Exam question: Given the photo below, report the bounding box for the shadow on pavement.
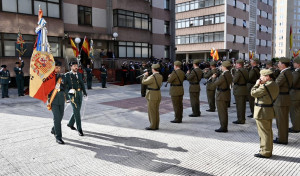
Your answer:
[271,155,300,163]
[64,137,212,175]
[84,130,188,152]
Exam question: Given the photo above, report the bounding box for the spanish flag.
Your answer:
[82,36,90,57]
[213,49,219,61]
[210,48,214,57]
[249,51,254,60]
[290,25,293,51]
[293,49,300,58]
[70,37,79,57]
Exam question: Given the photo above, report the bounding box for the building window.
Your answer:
[175,13,224,29]
[176,0,224,13]
[233,0,236,7]
[259,39,261,46]
[233,18,236,25]
[113,10,152,31]
[176,31,224,45]
[243,3,246,11]
[164,0,170,10]
[215,0,224,5]
[1,0,60,18]
[233,35,236,43]
[164,46,170,58]
[243,37,246,44]
[115,41,151,58]
[243,20,246,28]
[164,21,170,34]
[78,6,92,25]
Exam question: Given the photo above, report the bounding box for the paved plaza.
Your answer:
[0,81,300,176]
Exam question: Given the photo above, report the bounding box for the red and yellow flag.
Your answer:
[210,48,214,57]
[70,37,79,57]
[249,51,254,60]
[293,49,300,58]
[213,49,219,61]
[82,36,90,57]
[290,25,293,51]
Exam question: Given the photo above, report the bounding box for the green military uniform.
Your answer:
[213,61,233,132]
[232,60,249,124]
[247,59,260,117]
[186,59,203,116]
[290,58,300,132]
[168,61,185,123]
[203,61,219,111]
[251,69,279,158]
[100,66,107,88]
[142,64,163,130]
[267,61,280,79]
[140,64,149,97]
[14,61,25,96]
[0,65,10,98]
[274,58,293,144]
[65,67,87,135]
[85,67,93,89]
[49,73,66,142]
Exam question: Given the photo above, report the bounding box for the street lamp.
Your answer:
[75,37,81,65]
[112,32,118,40]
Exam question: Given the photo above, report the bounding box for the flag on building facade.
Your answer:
[213,49,219,61]
[29,7,56,103]
[82,36,90,57]
[70,37,79,57]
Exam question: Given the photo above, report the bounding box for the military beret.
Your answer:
[55,60,62,66]
[69,61,78,66]
[266,61,273,66]
[260,69,273,76]
[210,61,217,66]
[252,58,260,64]
[222,61,231,67]
[294,58,300,64]
[236,59,244,64]
[151,64,160,69]
[279,57,290,63]
[15,62,20,64]
[1,65,7,68]
[174,61,182,66]
[193,59,200,64]
[142,61,146,64]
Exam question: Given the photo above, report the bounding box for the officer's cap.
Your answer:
[210,61,217,66]
[151,64,160,69]
[294,57,300,64]
[279,57,290,63]
[55,60,62,66]
[193,59,200,64]
[260,69,273,76]
[236,59,244,64]
[222,61,231,67]
[1,65,7,68]
[266,61,273,66]
[69,61,78,66]
[174,61,182,66]
[251,58,260,64]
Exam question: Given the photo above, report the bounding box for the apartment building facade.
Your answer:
[0,0,175,77]
[175,0,273,62]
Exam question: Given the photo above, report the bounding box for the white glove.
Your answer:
[19,57,22,61]
[19,68,21,71]
[9,81,11,83]
[0,68,3,72]
[66,100,70,103]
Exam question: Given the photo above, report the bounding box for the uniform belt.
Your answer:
[217,88,229,92]
[189,82,199,85]
[279,92,289,95]
[234,83,246,86]
[171,84,183,87]
[0,77,9,79]
[255,103,273,107]
[147,88,160,91]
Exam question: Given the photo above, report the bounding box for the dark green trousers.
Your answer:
[190,92,200,116]
[16,76,24,96]
[141,84,147,97]
[1,84,8,97]
[256,119,273,157]
[216,100,229,130]
[68,91,83,132]
[235,95,246,123]
[171,96,183,122]
[87,78,92,89]
[290,101,300,131]
[51,104,64,140]
[275,106,289,143]
[101,77,107,88]
[147,99,161,129]
[207,90,216,110]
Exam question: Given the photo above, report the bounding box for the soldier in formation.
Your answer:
[0,65,10,98]
[14,57,25,96]
[203,61,219,112]
[85,64,93,90]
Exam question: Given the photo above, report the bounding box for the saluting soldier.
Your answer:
[247,58,261,118]
[85,64,93,89]
[186,59,203,117]
[48,60,66,144]
[274,58,293,145]
[266,61,280,79]
[14,57,25,96]
[168,61,185,123]
[212,61,233,132]
[65,61,87,136]
[142,64,163,130]
[289,57,300,133]
[203,61,219,112]
[100,64,107,88]
[232,59,249,124]
[251,69,279,158]
[0,65,11,98]
[140,61,149,97]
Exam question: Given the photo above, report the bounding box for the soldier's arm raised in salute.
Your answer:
[251,80,267,98]
[142,74,153,85]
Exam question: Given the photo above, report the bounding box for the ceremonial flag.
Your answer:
[29,7,56,103]
[82,36,90,57]
[210,48,214,57]
[70,37,79,57]
[293,49,300,58]
[249,51,254,60]
[213,50,219,61]
[290,25,293,51]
